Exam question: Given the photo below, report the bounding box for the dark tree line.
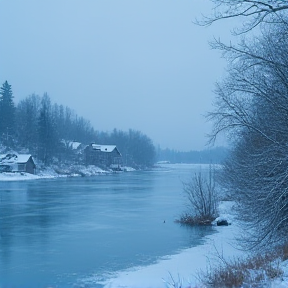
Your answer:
[15,92,97,164]
[0,81,15,146]
[97,129,156,168]
[205,0,288,248]
[0,86,155,167]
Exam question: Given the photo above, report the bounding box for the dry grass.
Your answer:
[201,242,288,288]
[175,213,215,226]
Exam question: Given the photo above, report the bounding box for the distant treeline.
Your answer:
[156,146,229,164]
[0,81,226,167]
[0,81,155,167]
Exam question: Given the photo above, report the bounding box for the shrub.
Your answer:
[177,166,219,225]
[175,213,215,226]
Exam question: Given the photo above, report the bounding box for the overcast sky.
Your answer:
[0,0,234,151]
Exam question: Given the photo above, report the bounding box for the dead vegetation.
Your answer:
[201,242,288,288]
[175,213,215,226]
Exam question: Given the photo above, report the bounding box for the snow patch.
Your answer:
[212,201,236,226]
[0,172,40,181]
[271,260,288,288]
[123,166,136,172]
[77,201,242,288]
[0,164,136,181]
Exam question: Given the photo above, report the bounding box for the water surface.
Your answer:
[0,164,215,287]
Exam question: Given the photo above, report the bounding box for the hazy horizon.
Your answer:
[0,0,233,151]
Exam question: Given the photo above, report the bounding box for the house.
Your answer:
[84,144,122,169]
[0,153,36,174]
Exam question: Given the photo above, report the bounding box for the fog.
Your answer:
[0,0,233,151]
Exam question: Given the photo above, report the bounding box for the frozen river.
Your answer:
[0,164,216,288]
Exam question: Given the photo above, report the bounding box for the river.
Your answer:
[0,164,216,288]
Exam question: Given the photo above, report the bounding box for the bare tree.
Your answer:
[208,19,288,248]
[197,0,288,34]
[208,23,288,144]
[179,166,218,225]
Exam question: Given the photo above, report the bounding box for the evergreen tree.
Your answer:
[16,94,41,153]
[37,93,59,164]
[0,81,15,147]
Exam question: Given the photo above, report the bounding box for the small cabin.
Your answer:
[84,144,122,168]
[0,154,36,174]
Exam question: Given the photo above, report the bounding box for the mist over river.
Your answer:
[0,164,216,288]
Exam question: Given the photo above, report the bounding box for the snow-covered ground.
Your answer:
[98,201,288,288]
[0,165,135,181]
[0,171,44,181]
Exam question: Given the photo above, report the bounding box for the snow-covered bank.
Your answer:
[92,201,288,288]
[0,172,41,181]
[78,201,241,288]
[101,224,241,288]
[0,165,135,181]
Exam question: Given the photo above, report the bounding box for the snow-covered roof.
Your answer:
[0,154,33,165]
[61,140,82,150]
[91,144,117,153]
[71,142,81,150]
[17,154,33,163]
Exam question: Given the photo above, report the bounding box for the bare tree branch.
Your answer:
[207,17,288,249]
[196,0,288,34]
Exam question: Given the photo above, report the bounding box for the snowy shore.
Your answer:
[95,201,241,288]
[0,165,135,181]
[97,201,288,288]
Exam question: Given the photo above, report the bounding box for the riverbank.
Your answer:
[94,201,239,288]
[0,164,136,181]
[98,201,288,288]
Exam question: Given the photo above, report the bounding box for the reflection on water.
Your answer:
[0,164,216,287]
